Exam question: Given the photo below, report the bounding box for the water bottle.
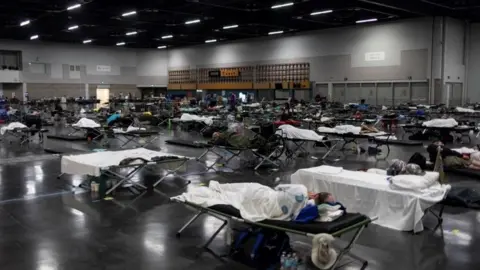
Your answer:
[280,252,287,270]
[291,253,298,270]
[285,254,293,269]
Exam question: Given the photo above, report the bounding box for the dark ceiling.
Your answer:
[0,0,478,49]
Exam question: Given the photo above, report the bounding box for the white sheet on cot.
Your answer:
[61,148,188,177]
[290,166,450,233]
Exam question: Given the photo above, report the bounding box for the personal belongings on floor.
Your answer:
[311,233,337,270]
[443,187,480,209]
[230,228,291,269]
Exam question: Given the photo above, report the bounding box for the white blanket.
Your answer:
[0,122,27,135]
[61,148,187,176]
[317,125,388,137]
[173,181,308,222]
[244,103,261,108]
[455,107,477,113]
[453,147,478,155]
[180,113,213,126]
[423,118,458,128]
[113,126,146,134]
[291,166,450,233]
[72,118,101,128]
[276,125,325,142]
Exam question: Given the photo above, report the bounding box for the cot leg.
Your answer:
[57,173,64,179]
[203,220,228,248]
[176,211,204,237]
[329,225,365,270]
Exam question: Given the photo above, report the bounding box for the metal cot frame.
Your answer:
[59,157,192,196]
[174,199,377,270]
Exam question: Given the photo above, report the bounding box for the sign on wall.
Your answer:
[220,68,240,77]
[96,65,111,72]
[365,52,385,62]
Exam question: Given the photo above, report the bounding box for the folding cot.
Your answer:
[275,125,341,161]
[172,199,375,270]
[291,166,451,233]
[59,148,193,196]
[317,129,392,157]
[1,122,48,145]
[107,128,161,149]
[195,141,285,171]
[400,123,476,143]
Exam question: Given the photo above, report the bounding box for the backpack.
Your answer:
[408,152,427,170]
[230,228,291,269]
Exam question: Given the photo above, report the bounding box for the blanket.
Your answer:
[173,181,308,222]
[72,118,101,128]
[276,124,325,141]
[180,113,213,125]
[423,118,458,128]
[0,122,28,135]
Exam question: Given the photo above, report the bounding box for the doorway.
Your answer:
[96,88,110,108]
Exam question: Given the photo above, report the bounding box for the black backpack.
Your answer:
[230,228,291,270]
[408,152,427,170]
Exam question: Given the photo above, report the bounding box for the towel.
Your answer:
[316,203,346,222]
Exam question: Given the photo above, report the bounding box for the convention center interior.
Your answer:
[1,0,480,269]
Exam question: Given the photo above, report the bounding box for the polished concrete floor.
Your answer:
[0,126,479,270]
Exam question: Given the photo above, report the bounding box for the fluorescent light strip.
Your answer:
[122,11,137,17]
[83,39,92,44]
[268,30,284,35]
[185,19,201,25]
[161,35,173,39]
[271,2,294,9]
[311,10,333,16]
[30,35,39,40]
[356,18,378,24]
[126,31,137,36]
[157,46,167,49]
[67,4,81,10]
[205,39,217,43]
[116,42,125,46]
[20,20,30,27]
[223,24,238,29]
[68,25,79,30]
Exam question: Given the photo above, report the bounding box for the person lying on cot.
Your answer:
[360,122,380,134]
[296,192,346,223]
[427,140,480,170]
[211,131,266,149]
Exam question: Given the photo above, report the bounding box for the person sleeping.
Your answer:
[427,140,480,170]
[360,122,380,134]
[296,192,346,223]
[211,131,266,149]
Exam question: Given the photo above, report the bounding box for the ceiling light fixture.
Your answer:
[68,25,79,30]
[67,4,81,10]
[271,2,294,9]
[116,42,125,46]
[223,24,238,29]
[356,18,378,24]
[157,45,167,49]
[20,20,30,27]
[268,30,284,35]
[30,35,39,40]
[83,39,92,44]
[161,35,173,39]
[311,10,333,16]
[205,39,217,43]
[126,31,137,36]
[185,19,201,25]
[122,11,137,17]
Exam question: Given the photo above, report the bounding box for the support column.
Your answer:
[0,83,3,97]
[22,82,27,101]
[328,82,333,101]
[85,83,89,98]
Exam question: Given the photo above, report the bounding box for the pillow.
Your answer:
[423,171,439,183]
[390,174,437,191]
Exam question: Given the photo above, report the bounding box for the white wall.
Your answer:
[168,18,432,76]
[0,40,169,86]
[467,23,480,102]
[444,17,465,83]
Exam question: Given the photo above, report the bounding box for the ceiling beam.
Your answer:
[358,0,428,16]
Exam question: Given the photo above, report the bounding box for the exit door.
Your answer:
[96,88,110,108]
